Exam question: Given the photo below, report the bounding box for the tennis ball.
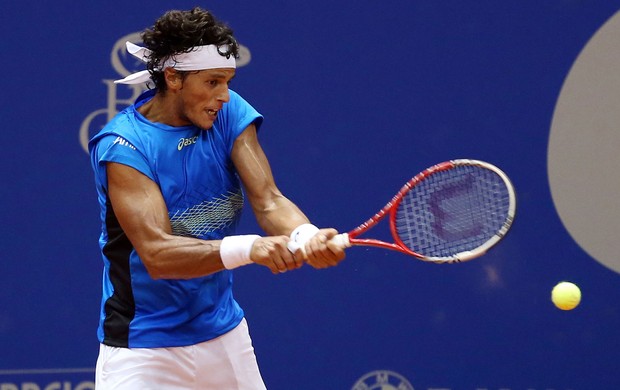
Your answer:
[551,281,581,310]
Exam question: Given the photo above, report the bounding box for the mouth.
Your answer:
[207,109,218,117]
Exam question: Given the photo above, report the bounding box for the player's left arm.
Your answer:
[231,123,345,268]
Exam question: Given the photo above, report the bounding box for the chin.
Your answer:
[192,120,214,131]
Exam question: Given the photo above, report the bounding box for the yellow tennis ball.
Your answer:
[551,281,581,310]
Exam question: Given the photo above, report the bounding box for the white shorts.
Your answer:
[95,318,266,390]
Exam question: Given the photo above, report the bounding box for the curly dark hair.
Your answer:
[141,7,239,91]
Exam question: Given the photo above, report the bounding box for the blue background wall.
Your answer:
[2,1,620,389]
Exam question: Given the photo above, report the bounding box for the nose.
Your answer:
[217,86,230,103]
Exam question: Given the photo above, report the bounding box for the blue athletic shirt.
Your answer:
[89,89,263,348]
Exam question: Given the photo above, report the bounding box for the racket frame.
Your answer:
[342,159,516,263]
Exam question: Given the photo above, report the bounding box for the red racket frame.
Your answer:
[339,159,516,262]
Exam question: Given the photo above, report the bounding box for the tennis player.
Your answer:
[89,7,345,389]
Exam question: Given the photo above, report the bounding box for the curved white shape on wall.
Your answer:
[548,10,620,275]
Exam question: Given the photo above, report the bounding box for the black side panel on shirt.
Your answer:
[102,195,136,347]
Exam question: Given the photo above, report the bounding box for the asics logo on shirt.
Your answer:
[178,136,199,151]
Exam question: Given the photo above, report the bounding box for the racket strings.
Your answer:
[395,165,511,258]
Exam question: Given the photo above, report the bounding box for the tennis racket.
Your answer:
[331,159,516,263]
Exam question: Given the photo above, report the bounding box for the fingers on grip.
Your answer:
[287,240,307,259]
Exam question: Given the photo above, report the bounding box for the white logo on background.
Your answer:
[79,33,252,154]
[351,370,415,390]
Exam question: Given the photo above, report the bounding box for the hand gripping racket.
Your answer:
[331,159,516,263]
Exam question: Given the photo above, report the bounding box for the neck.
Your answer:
[138,92,189,127]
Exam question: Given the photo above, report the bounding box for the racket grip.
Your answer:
[288,233,351,259]
[331,233,351,249]
[287,241,306,258]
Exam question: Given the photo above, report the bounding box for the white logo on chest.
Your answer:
[178,136,199,151]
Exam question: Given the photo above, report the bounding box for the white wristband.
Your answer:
[220,235,261,270]
[287,223,320,254]
[290,223,320,245]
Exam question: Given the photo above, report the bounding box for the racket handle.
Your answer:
[287,241,306,257]
[287,233,351,260]
[331,233,352,249]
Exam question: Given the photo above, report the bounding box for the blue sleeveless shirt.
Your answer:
[89,89,262,348]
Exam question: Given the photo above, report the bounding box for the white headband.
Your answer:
[115,41,236,85]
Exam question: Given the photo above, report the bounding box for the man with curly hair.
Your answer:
[89,7,345,389]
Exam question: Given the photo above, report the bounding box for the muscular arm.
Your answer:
[107,161,302,277]
[106,162,225,279]
[231,124,309,236]
[232,124,346,268]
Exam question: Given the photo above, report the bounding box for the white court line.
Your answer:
[0,368,95,375]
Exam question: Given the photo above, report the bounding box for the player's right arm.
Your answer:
[105,162,301,278]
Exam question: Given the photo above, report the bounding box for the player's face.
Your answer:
[175,68,235,130]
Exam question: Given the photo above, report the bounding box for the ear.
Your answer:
[164,68,183,91]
